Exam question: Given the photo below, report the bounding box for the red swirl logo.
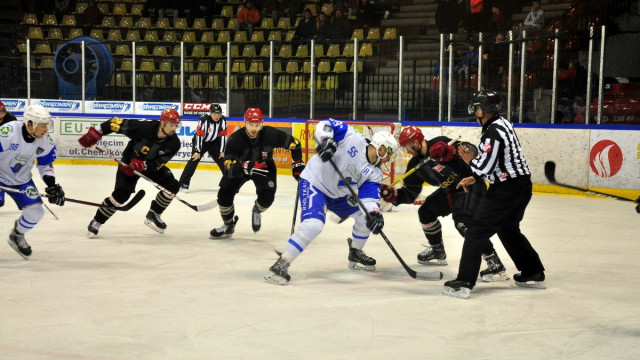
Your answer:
[589,140,623,177]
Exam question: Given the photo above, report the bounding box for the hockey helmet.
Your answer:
[160,108,181,124]
[399,126,424,147]
[23,104,51,127]
[468,90,501,115]
[370,131,399,165]
[210,103,223,114]
[244,107,264,123]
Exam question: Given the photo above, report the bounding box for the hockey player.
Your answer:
[265,119,398,285]
[209,107,305,238]
[381,126,507,281]
[0,104,65,259]
[78,108,182,236]
[178,103,227,192]
[0,100,19,207]
[444,90,546,299]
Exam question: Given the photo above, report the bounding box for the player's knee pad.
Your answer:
[350,211,370,240]
[112,189,133,204]
[217,191,236,208]
[417,205,439,225]
[287,218,324,257]
[256,188,276,208]
[17,203,45,233]
[452,215,470,237]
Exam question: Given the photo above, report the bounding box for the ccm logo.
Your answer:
[183,103,211,111]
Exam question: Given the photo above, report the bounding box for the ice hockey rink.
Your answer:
[1,164,638,360]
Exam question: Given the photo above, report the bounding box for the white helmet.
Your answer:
[23,104,51,127]
[370,131,399,165]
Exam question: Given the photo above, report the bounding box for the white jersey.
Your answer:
[301,119,382,213]
[0,121,57,186]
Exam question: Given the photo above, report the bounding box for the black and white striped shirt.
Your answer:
[470,115,530,184]
[194,114,227,153]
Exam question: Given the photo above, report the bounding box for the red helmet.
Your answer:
[244,107,264,123]
[0,101,5,113]
[160,108,181,123]
[399,126,424,146]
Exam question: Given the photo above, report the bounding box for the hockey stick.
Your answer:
[544,161,640,205]
[93,146,217,212]
[42,203,60,220]
[291,185,299,235]
[327,158,443,281]
[0,185,146,211]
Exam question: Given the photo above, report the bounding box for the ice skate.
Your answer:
[417,244,447,265]
[480,252,509,282]
[87,219,102,238]
[8,222,31,260]
[264,257,291,285]
[179,183,189,193]
[209,216,239,239]
[251,204,261,232]
[144,210,167,234]
[514,272,546,289]
[443,280,472,299]
[347,238,376,271]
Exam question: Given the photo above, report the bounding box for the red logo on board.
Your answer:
[589,140,623,177]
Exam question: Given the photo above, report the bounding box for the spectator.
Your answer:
[261,0,283,26]
[489,4,507,33]
[144,0,160,19]
[356,0,377,27]
[558,59,588,100]
[81,0,103,28]
[435,0,462,35]
[188,0,215,27]
[482,32,508,91]
[315,12,332,40]
[347,0,358,17]
[235,0,261,39]
[159,0,179,26]
[282,0,304,28]
[571,96,586,124]
[376,0,397,19]
[514,0,544,39]
[464,0,485,40]
[455,42,479,88]
[330,7,352,39]
[294,8,316,40]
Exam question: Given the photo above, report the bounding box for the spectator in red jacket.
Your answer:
[235,0,261,38]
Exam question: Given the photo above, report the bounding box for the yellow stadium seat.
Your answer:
[47,28,64,40]
[21,13,38,25]
[278,44,292,57]
[38,56,54,69]
[16,41,27,53]
[42,14,58,26]
[228,75,240,89]
[200,31,215,43]
[383,27,397,40]
[217,30,231,42]
[242,44,256,57]
[135,17,152,29]
[302,60,311,73]
[230,44,240,57]
[135,44,148,56]
[206,74,221,89]
[366,28,380,40]
[277,17,290,29]
[259,44,271,57]
[359,42,373,57]
[190,44,206,57]
[261,74,271,90]
[112,73,128,87]
[231,60,246,73]
[184,59,195,72]
[159,60,173,72]
[292,75,306,90]
[27,27,44,40]
[131,3,144,16]
[251,30,264,42]
[74,2,88,14]
[326,43,341,57]
[98,3,110,15]
[207,45,223,57]
[234,30,247,42]
[333,60,347,73]
[267,30,281,41]
[89,28,104,40]
[173,18,188,29]
[144,30,159,42]
[211,18,224,30]
[314,44,324,57]
[107,29,122,41]
[125,30,140,41]
[182,31,196,42]
[261,17,274,29]
[162,30,176,42]
[149,74,166,87]
[112,3,128,16]
[285,30,295,41]
[272,60,282,73]
[119,16,133,28]
[135,73,148,87]
[119,58,133,71]
[295,44,308,57]
[196,60,211,72]
[325,75,338,89]
[220,6,234,17]
[114,44,130,56]
[342,43,354,57]
[139,58,156,72]
[213,61,225,73]
[171,45,181,57]
[192,18,206,30]
[243,75,256,89]
[155,18,170,29]
[172,74,181,88]
[100,16,115,28]
[61,14,76,26]
[317,60,330,73]
[227,17,238,29]
[33,42,51,54]
[285,60,298,73]
[248,60,264,73]
[310,75,323,90]
[321,3,333,15]
[351,29,364,41]
[67,28,83,40]
[276,75,290,90]
[350,60,363,72]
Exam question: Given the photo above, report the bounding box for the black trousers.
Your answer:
[179,140,225,186]
[456,176,544,288]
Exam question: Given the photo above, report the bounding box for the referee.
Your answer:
[179,103,228,192]
[443,91,546,299]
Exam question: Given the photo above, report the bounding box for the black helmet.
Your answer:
[468,90,501,114]
[210,103,222,114]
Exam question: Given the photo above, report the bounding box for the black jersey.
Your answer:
[0,112,17,126]
[223,125,302,179]
[396,135,473,204]
[99,117,181,171]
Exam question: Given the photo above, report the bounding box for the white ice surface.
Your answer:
[1,165,639,360]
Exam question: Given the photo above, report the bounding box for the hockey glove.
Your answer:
[316,138,338,162]
[429,141,456,162]
[45,184,65,206]
[380,184,398,204]
[291,160,305,181]
[366,211,384,234]
[458,141,479,158]
[243,161,269,177]
[120,158,145,177]
[78,127,103,148]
